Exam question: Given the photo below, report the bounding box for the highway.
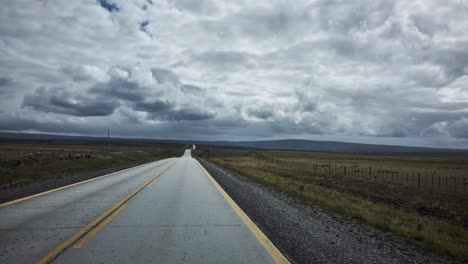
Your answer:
[0,149,288,263]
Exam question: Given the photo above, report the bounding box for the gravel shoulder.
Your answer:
[199,159,457,264]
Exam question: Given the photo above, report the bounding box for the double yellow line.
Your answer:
[36,162,176,264]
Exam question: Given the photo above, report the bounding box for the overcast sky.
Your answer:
[1,0,468,148]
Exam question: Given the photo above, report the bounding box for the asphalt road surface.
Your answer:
[0,149,287,264]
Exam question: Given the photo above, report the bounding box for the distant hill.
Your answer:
[1,132,467,158]
[193,139,468,157]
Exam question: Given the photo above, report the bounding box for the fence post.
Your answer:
[418,173,420,187]
[431,172,434,191]
[446,176,448,192]
[454,177,456,193]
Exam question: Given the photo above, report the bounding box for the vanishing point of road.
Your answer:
[0,149,289,263]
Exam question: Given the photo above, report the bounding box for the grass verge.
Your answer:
[0,140,183,189]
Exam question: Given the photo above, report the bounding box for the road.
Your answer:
[0,149,287,263]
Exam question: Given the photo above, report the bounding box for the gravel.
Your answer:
[199,159,457,264]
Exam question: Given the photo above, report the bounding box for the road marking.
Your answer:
[0,158,175,208]
[73,204,128,249]
[195,159,290,264]
[146,175,161,188]
[36,161,176,264]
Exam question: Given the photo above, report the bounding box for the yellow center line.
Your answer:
[36,161,176,264]
[146,176,161,188]
[195,159,290,264]
[74,204,128,249]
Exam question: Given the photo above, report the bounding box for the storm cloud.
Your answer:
[23,87,119,117]
[1,0,468,148]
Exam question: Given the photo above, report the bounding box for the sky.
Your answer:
[1,0,468,148]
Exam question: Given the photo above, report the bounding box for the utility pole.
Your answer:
[107,128,110,154]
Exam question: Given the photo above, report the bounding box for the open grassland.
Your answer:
[194,148,468,261]
[0,139,184,189]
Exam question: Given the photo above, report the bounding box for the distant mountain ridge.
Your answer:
[1,132,467,157]
[199,139,468,156]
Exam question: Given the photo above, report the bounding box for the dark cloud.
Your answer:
[410,13,449,37]
[428,45,468,81]
[247,105,274,120]
[0,77,13,95]
[0,77,16,99]
[192,51,255,69]
[0,77,10,87]
[22,87,119,117]
[135,100,214,121]
[139,20,152,37]
[97,0,120,13]
[161,108,214,121]
[134,100,173,113]
[0,116,103,135]
[181,84,205,96]
[0,115,223,139]
[89,76,145,102]
[140,21,149,30]
[151,68,180,85]
[447,118,468,138]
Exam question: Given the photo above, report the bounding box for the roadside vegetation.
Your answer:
[194,148,468,261]
[0,139,183,190]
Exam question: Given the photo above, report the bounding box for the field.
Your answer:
[194,147,468,261]
[268,151,467,193]
[0,138,184,190]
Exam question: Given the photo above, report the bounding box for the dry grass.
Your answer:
[0,141,183,189]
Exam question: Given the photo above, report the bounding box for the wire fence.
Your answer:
[256,153,467,194]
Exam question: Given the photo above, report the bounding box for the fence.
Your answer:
[255,153,467,194]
